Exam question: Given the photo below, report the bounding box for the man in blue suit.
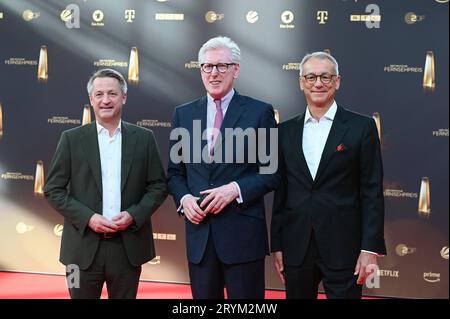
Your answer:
[168,36,280,299]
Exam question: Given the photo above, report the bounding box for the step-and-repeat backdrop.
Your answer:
[0,0,448,298]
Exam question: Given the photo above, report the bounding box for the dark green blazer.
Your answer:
[44,121,167,269]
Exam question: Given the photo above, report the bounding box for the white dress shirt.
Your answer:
[97,122,122,221]
[302,101,337,180]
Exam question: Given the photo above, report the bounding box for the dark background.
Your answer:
[0,0,448,298]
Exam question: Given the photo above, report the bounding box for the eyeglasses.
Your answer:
[200,63,237,73]
[301,73,337,84]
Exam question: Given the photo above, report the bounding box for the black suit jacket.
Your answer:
[44,121,168,269]
[168,92,280,264]
[271,106,386,269]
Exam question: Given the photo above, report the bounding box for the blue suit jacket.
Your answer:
[168,92,280,264]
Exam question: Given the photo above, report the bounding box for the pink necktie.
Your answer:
[210,99,223,156]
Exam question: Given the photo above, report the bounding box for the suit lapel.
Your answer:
[81,122,102,195]
[314,106,349,184]
[194,96,208,157]
[293,113,314,184]
[192,96,211,171]
[121,121,138,191]
[213,92,246,155]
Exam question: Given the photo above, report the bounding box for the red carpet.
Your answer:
[0,271,287,299]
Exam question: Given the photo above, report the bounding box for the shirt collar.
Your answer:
[207,88,235,109]
[304,101,338,124]
[96,121,122,135]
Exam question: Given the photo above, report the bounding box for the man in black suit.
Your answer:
[44,68,167,298]
[168,36,279,299]
[271,52,386,299]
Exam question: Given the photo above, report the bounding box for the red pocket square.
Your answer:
[336,143,347,152]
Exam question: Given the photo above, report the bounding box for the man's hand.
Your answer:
[88,213,119,233]
[272,251,285,285]
[111,211,134,230]
[182,195,207,225]
[200,183,239,215]
[354,251,378,285]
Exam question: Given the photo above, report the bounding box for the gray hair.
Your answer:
[87,68,128,95]
[198,36,241,64]
[299,51,339,76]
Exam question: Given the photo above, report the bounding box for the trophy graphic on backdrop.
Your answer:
[274,109,280,124]
[82,105,92,126]
[37,45,48,82]
[418,177,431,217]
[372,112,381,142]
[128,46,139,84]
[34,160,45,196]
[423,51,435,92]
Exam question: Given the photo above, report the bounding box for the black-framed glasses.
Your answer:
[302,73,337,84]
[200,63,237,73]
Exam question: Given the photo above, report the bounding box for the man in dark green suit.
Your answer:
[44,68,167,299]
